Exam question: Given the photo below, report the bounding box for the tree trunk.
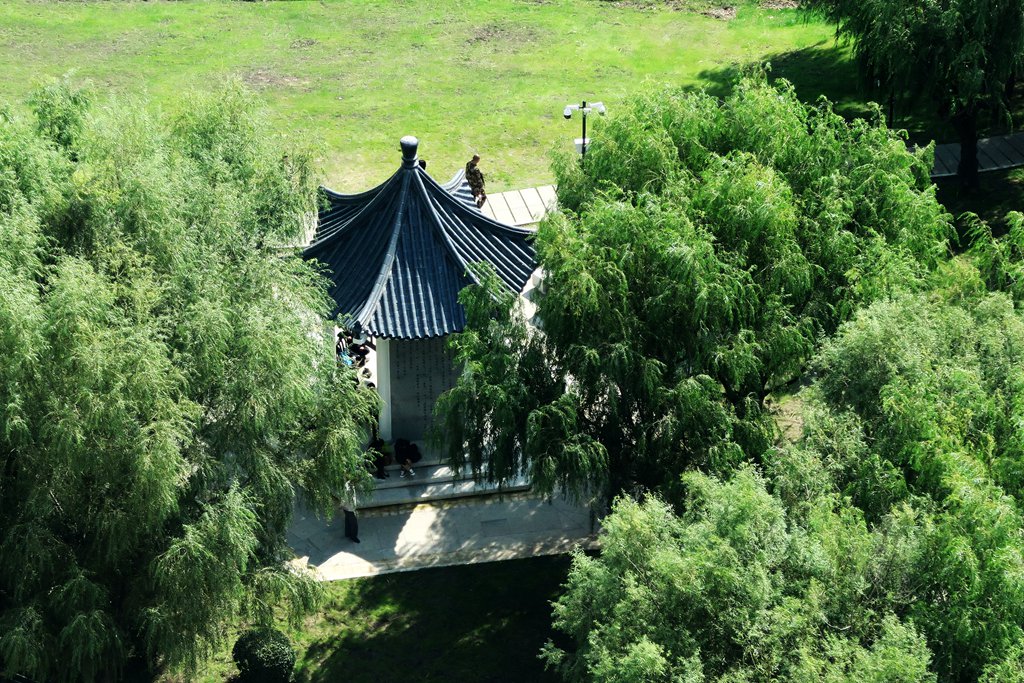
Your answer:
[953,109,980,189]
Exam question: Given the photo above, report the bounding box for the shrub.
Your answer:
[232,628,296,683]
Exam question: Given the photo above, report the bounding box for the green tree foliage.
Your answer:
[547,263,1024,681]
[802,0,1024,187]
[0,80,376,680]
[966,211,1024,302]
[435,74,949,499]
[543,473,936,683]
[980,644,1024,683]
[807,268,1024,680]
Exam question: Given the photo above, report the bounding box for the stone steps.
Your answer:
[371,463,457,490]
[360,443,530,509]
[358,475,531,509]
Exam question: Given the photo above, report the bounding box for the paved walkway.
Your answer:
[288,493,597,581]
[481,185,557,226]
[931,132,1024,177]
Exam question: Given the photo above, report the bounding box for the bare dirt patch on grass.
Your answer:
[466,23,539,45]
[599,1,690,10]
[702,5,737,19]
[290,38,318,49]
[241,67,309,91]
[760,0,799,8]
[597,0,732,11]
[85,30,147,57]
[463,22,542,54]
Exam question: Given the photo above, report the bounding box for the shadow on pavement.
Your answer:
[289,494,595,578]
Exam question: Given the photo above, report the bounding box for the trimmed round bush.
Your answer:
[232,628,296,683]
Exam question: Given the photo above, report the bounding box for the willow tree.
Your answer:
[543,474,937,683]
[545,262,1024,683]
[0,80,376,681]
[436,74,950,500]
[803,0,1024,187]
[795,266,1024,681]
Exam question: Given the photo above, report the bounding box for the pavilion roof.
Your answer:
[303,137,537,339]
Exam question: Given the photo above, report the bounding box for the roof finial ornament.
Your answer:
[400,136,419,168]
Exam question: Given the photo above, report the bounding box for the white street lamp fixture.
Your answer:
[563,100,606,167]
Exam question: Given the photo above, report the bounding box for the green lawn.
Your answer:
[0,0,840,191]
[189,555,573,683]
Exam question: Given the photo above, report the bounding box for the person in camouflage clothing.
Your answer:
[466,154,486,208]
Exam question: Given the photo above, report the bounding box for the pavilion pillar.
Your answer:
[376,337,393,440]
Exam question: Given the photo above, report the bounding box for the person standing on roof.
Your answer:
[466,154,487,208]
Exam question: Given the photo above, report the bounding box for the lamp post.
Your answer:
[563,100,606,168]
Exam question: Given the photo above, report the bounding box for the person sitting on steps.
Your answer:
[394,438,422,478]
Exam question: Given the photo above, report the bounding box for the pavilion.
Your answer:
[303,136,537,443]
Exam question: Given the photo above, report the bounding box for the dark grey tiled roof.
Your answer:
[303,137,537,340]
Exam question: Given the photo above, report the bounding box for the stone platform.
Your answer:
[288,492,597,581]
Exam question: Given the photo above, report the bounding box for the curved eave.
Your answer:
[441,168,480,210]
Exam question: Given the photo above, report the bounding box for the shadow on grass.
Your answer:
[295,555,573,683]
[696,41,1024,151]
[696,42,861,106]
[693,42,958,145]
[936,167,1024,241]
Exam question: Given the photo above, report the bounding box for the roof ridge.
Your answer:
[419,166,536,238]
[351,170,411,330]
[413,171,474,286]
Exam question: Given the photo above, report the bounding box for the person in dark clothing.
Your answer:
[369,435,391,480]
[465,154,486,208]
[349,335,370,367]
[394,438,422,478]
[343,508,360,543]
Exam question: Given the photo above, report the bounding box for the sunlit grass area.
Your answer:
[0,0,840,190]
